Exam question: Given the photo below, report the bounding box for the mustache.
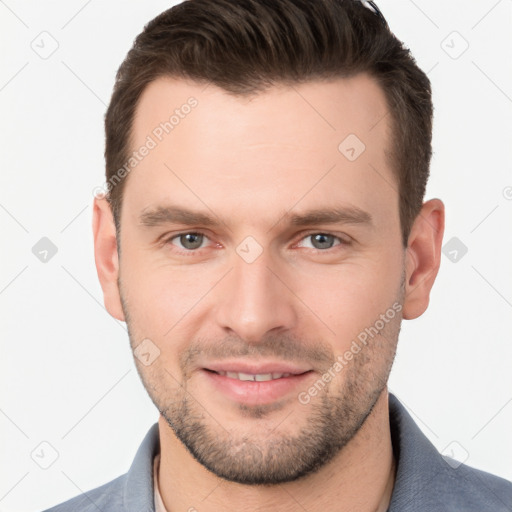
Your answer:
[180,333,335,373]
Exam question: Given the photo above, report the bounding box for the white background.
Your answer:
[1,1,511,510]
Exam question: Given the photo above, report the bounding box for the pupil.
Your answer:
[312,234,333,249]
[181,233,203,249]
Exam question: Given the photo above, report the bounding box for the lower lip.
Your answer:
[201,369,314,405]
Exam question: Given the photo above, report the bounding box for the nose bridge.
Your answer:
[215,245,297,342]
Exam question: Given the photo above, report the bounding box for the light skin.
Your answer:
[93,74,444,511]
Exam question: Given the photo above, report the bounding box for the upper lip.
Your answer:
[203,360,312,375]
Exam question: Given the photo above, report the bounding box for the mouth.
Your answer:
[200,364,315,405]
[206,370,298,381]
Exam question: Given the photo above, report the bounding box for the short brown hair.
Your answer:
[104,0,433,247]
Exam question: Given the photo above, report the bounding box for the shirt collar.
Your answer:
[153,453,168,512]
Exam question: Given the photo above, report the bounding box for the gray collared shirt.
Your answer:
[43,393,512,511]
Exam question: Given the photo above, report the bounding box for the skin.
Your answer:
[93,74,444,512]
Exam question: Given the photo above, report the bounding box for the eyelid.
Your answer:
[159,230,213,252]
[160,230,351,254]
[294,230,352,248]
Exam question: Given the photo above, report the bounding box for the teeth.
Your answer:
[216,371,291,381]
[238,372,259,381]
[254,373,273,382]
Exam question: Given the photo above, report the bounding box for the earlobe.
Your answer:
[92,197,125,322]
[402,198,445,320]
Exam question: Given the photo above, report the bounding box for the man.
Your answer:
[45,0,512,511]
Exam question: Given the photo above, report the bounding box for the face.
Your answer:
[105,75,410,484]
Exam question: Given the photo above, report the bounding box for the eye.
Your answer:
[297,233,343,250]
[169,232,209,251]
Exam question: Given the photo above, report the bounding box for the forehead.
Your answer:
[125,74,396,231]
[132,74,390,151]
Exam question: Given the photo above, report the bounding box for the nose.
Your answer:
[214,249,298,343]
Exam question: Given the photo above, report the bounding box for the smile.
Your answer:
[202,367,314,405]
[214,371,292,381]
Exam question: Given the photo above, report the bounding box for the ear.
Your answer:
[402,198,445,320]
[92,197,125,321]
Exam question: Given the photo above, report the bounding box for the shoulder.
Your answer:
[388,393,512,511]
[437,459,512,511]
[42,423,159,512]
[41,474,126,512]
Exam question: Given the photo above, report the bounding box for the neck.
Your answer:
[157,389,396,512]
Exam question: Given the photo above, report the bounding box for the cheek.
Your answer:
[119,246,219,337]
[296,254,403,346]
[120,265,196,376]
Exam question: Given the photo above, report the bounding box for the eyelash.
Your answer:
[162,231,350,255]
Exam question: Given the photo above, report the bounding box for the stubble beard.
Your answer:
[120,278,404,485]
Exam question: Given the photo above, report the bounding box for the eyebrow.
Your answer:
[138,205,373,229]
[139,206,218,227]
[287,207,372,227]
